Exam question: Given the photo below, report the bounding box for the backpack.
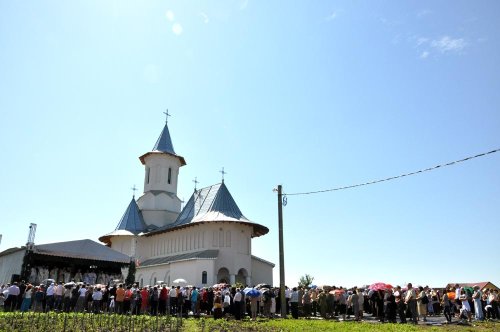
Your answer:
[421,294,429,304]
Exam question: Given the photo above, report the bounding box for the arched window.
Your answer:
[202,271,207,284]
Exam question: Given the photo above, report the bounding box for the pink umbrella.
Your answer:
[369,283,393,291]
[329,289,345,295]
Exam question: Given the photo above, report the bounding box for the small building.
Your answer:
[445,282,499,293]
[0,239,130,285]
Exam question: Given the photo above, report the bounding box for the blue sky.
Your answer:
[1,1,499,288]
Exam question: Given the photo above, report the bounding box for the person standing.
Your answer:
[233,288,242,320]
[302,289,311,318]
[20,284,33,312]
[472,286,483,321]
[416,286,428,322]
[290,287,299,319]
[150,286,159,316]
[348,290,360,321]
[459,289,472,322]
[45,283,55,312]
[441,290,452,323]
[404,283,418,324]
[159,285,168,315]
[92,287,103,314]
[395,286,406,324]
[115,284,125,314]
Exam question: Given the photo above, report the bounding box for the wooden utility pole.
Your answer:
[277,185,286,318]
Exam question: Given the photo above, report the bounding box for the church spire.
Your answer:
[153,121,176,155]
[139,112,186,166]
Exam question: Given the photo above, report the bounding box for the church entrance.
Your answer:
[236,268,248,285]
[216,267,229,283]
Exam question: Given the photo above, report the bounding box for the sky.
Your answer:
[1,0,499,288]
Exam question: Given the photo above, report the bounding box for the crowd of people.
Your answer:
[286,283,499,324]
[1,280,498,325]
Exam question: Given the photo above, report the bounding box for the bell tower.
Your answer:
[136,112,186,228]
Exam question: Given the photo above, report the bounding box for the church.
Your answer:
[98,118,274,288]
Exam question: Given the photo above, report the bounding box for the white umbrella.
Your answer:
[172,278,187,285]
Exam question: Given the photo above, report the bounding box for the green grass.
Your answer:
[0,312,498,332]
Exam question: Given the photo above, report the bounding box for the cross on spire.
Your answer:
[131,184,138,197]
[163,109,171,123]
[220,167,227,182]
[193,177,199,191]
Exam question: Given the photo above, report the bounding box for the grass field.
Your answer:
[0,312,498,331]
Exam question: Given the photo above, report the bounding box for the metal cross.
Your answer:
[220,167,227,182]
[163,109,171,123]
[193,177,199,191]
[131,185,138,197]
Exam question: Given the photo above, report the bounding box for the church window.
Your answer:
[145,167,150,184]
[226,231,231,247]
[202,271,207,284]
[154,166,160,183]
[154,277,157,285]
[168,167,172,184]
[219,229,224,247]
[212,231,217,247]
[140,278,143,287]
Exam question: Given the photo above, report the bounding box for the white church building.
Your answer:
[99,119,274,288]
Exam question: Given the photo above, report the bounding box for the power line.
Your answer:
[284,147,500,196]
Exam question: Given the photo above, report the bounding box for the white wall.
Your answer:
[110,236,133,257]
[0,249,24,284]
[142,154,182,194]
[251,257,274,286]
[135,259,215,288]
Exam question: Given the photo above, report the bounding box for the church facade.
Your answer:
[99,120,274,288]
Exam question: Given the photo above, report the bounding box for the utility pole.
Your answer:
[277,185,286,318]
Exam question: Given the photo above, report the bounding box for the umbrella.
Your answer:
[245,288,261,298]
[369,283,393,291]
[172,278,187,285]
[329,289,344,296]
[260,288,271,295]
[64,281,76,288]
[255,283,271,289]
[213,283,227,289]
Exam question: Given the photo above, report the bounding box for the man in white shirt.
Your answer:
[46,283,56,311]
[234,288,242,320]
[54,283,64,311]
[404,283,417,324]
[169,286,178,315]
[6,283,20,311]
[285,287,291,315]
[92,288,103,313]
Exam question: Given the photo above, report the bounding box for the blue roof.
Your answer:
[144,182,269,237]
[153,123,176,155]
[173,182,249,226]
[115,197,147,235]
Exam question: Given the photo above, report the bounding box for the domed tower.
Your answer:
[136,117,186,228]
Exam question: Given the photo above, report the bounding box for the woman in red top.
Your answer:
[141,287,149,314]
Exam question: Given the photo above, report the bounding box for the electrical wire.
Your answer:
[284,147,500,196]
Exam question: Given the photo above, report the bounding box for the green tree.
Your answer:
[125,260,136,286]
[298,274,314,288]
